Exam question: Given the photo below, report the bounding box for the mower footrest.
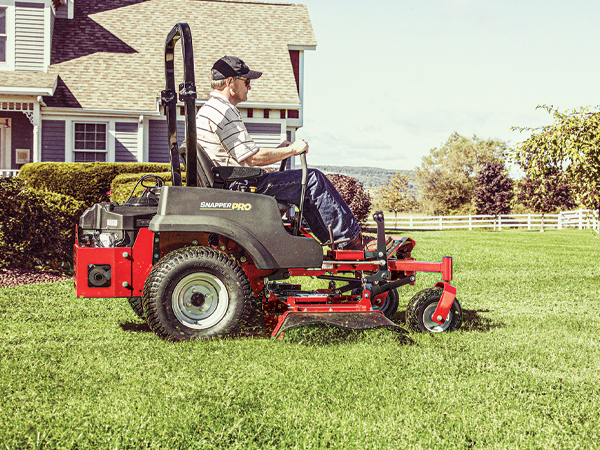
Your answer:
[272,311,407,339]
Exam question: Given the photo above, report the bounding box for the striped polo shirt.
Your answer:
[195,92,259,167]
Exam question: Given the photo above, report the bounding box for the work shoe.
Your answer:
[345,233,395,252]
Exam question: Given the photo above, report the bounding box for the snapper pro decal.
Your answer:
[199,202,252,211]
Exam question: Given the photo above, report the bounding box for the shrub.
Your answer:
[18,162,171,207]
[326,174,372,224]
[0,177,85,272]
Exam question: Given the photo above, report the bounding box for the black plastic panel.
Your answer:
[150,186,323,270]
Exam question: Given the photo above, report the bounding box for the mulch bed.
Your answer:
[0,268,70,288]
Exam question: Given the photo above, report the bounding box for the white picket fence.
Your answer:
[365,209,599,231]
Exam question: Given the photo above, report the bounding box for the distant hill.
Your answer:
[309,165,413,187]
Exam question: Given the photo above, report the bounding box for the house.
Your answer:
[0,0,316,176]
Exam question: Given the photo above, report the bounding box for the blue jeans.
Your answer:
[254,169,361,246]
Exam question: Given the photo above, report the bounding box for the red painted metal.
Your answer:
[74,228,155,298]
[441,256,452,282]
[288,257,452,282]
[130,228,155,297]
[74,244,133,298]
[430,281,457,325]
[269,289,377,338]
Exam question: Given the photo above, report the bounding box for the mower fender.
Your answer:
[430,281,456,325]
[150,186,323,270]
[158,219,282,269]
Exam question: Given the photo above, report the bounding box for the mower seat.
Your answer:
[178,142,290,215]
[178,141,264,188]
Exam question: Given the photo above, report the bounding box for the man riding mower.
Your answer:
[73,23,463,340]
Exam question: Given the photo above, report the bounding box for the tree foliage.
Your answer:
[473,162,514,215]
[326,174,371,224]
[516,169,576,214]
[414,132,508,215]
[512,105,600,209]
[372,173,417,218]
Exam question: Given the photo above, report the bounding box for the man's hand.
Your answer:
[289,138,309,155]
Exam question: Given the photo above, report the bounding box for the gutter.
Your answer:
[194,100,301,110]
[41,107,161,117]
[0,86,56,96]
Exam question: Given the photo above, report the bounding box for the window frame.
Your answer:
[0,6,7,63]
[72,121,108,163]
[0,5,9,68]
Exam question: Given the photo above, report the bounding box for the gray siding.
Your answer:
[41,120,65,162]
[245,122,282,148]
[147,120,282,163]
[15,2,45,72]
[148,119,185,163]
[115,122,138,162]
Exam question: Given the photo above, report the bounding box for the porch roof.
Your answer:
[0,71,58,96]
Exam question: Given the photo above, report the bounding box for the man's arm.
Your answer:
[244,139,309,167]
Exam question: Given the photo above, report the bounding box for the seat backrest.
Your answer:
[178,141,216,188]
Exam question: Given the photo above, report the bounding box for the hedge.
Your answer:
[18,162,171,207]
[0,177,86,272]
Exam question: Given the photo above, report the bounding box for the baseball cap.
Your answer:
[211,56,262,80]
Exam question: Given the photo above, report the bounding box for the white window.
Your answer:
[73,123,107,162]
[0,7,6,63]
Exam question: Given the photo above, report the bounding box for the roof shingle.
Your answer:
[45,0,316,111]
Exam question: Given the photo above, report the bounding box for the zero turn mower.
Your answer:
[73,23,463,340]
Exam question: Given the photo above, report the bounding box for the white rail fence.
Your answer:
[1,169,19,178]
[365,209,599,231]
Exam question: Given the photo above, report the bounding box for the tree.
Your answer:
[512,105,600,213]
[414,132,508,215]
[473,162,514,216]
[516,169,577,231]
[326,174,371,224]
[372,173,417,225]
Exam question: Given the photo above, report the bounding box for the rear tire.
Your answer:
[406,287,462,333]
[143,246,252,341]
[127,296,145,320]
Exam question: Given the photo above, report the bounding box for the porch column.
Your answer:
[32,100,41,163]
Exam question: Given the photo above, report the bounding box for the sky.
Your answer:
[294,0,600,172]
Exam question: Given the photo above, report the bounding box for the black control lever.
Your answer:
[293,152,308,236]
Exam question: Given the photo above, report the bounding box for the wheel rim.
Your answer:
[422,303,452,332]
[172,272,229,329]
[372,295,390,311]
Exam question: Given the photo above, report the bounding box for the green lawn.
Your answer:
[1,230,599,449]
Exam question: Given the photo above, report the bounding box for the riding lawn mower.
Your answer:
[73,23,463,340]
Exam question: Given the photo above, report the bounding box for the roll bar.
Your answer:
[162,22,198,187]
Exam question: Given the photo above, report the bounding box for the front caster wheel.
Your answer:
[142,246,252,341]
[406,287,462,333]
[371,287,400,318]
